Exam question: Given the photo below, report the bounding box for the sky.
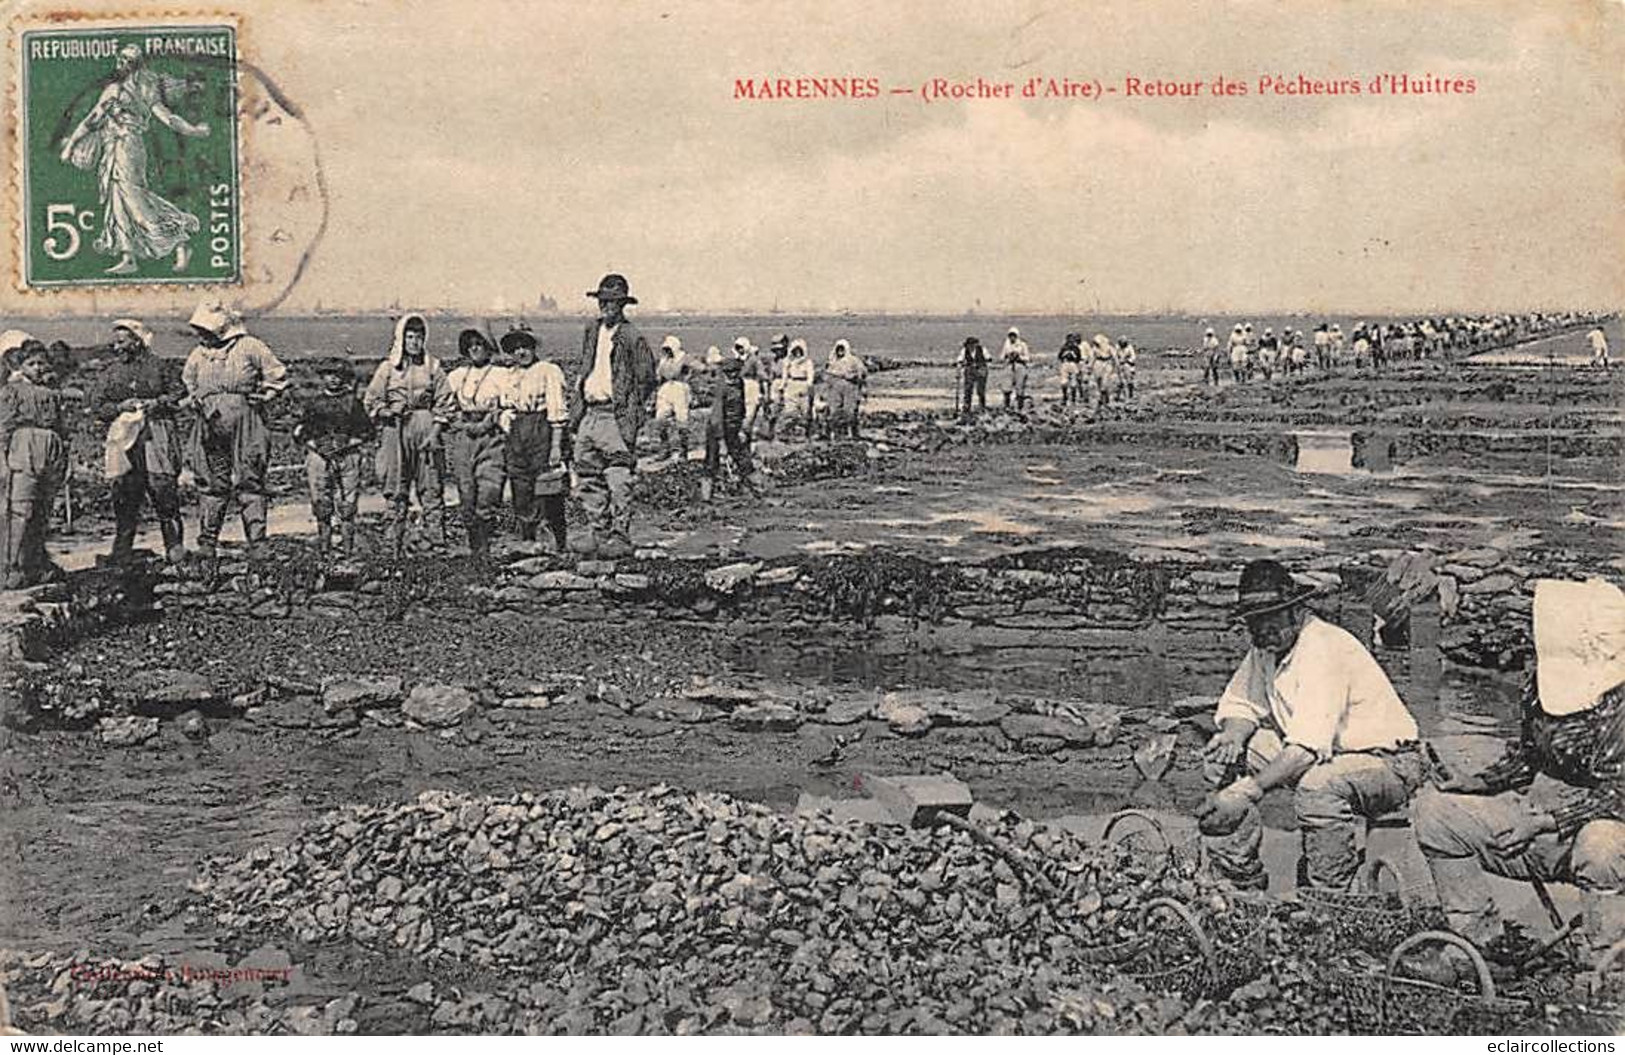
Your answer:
[4,0,1623,315]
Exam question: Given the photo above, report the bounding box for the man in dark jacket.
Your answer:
[569,273,656,558]
[90,318,187,566]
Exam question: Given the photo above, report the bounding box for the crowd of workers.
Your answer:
[1,284,1621,981]
[1201,312,1612,385]
[0,274,884,584]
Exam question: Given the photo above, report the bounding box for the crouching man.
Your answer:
[1198,558,1425,890]
[1414,578,1625,968]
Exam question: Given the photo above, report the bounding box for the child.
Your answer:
[703,346,758,500]
[0,341,70,588]
[294,358,374,561]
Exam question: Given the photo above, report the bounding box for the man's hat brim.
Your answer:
[586,289,638,304]
[1234,586,1318,621]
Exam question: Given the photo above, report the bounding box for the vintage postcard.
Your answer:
[0,0,1621,1041]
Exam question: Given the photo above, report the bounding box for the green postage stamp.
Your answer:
[17,22,240,288]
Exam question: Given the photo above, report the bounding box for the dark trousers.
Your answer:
[506,413,567,549]
[962,370,988,416]
[111,442,183,557]
[705,414,754,481]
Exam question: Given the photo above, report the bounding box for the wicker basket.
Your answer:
[1124,895,1272,1000]
[1340,930,1533,1035]
[1299,856,1442,956]
[1102,809,1205,883]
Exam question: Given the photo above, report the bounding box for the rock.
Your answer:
[877,695,933,736]
[499,695,555,711]
[1437,575,1461,619]
[729,703,802,732]
[1132,733,1178,782]
[1462,573,1518,596]
[405,981,435,1005]
[403,684,477,727]
[681,682,757,708]
[98,715,159,747]
[577,560,617,577]
[179,710,208,740]
[1441,563,1486,584]
[321,676,405,713]
[1168,695,1213,719]
[226,686,268,714]
[998,713,1094,747]
[613,573,651,592]
[704,562,763,595]
[817,695,877,725]
[121,668,216,714]
[528,571,597,592]
[1446,547,1504,569]
[931,691,1010,726]
[634,697,710,723]
[860,773,973,828]
[755,566,802,588]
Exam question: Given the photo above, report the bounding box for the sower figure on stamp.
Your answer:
[1197,558,1426,891]
[181,302,287,574]
[568,274,655,560]
[499,328,569,552]
[58,43,210,276]
[0,340,70,589]
[365,314,454,557]
[90,318,187,567]
[294,359,373,563]
[1413,578,1625,972]
[445,330,509,561]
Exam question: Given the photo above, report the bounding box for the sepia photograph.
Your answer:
[0,0,1622,1040]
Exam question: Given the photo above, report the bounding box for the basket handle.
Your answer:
[1358,855,1410,906]
[1104,808,1173,854]
[1139,896,1220,994]
[1386,929,1497,1000]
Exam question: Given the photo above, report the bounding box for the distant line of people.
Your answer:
[953,327,1139,423]
[1200,312,1613,386]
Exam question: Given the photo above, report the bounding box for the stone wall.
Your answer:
[4,537,1584,736]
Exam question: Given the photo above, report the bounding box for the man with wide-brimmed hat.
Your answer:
[569,273,656,558]
[1197,558,1424,890]
[89,317,188,566]
[181,301,287,569]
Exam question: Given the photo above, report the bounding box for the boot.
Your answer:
[339,521,357,560]
[314,526,331,562]
[109,518,138,565]
[159,517,186,567]
[1002,392,1012,410]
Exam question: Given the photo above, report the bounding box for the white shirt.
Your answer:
[502,361,568,425]
[583,323,617,403]
[1213,615,1419,761]
[445,364,509,412]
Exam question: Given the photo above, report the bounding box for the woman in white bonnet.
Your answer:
[1413,578,1625,970]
